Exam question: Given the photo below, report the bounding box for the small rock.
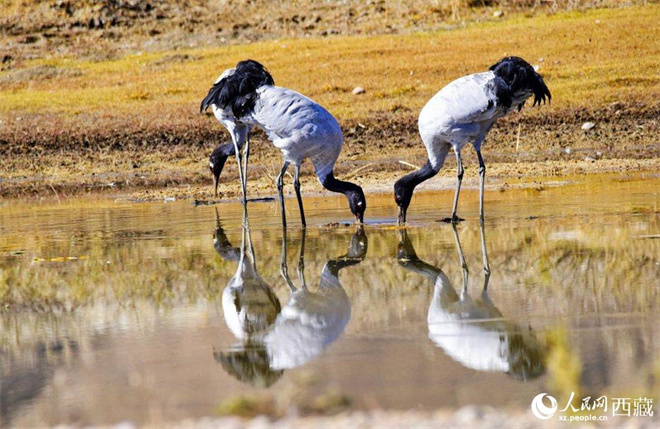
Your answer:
[584,156,596,162]
[581,121,596,131]
[493,10,504,18]
[595,151,603,158]
[352,86,365,95]
[453,405,487,425]
[248,416,271,429]
[564,147,572,154]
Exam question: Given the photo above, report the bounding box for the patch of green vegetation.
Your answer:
[214,386,352,418]
[215,395,277,419]
[303,391,352,415]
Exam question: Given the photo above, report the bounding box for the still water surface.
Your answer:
[1,174,659,426]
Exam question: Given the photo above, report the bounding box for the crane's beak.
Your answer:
[211,166,220,198]
[355,212,364,225]
[397,206,406,225]
[210,154,228,198]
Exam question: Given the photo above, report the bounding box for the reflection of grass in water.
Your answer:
[0,244,224,311]
[1,215,659,312]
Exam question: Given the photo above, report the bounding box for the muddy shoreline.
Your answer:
[2,103,659,201]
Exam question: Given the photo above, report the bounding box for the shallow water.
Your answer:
[1,174,659,426]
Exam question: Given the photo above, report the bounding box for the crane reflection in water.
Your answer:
[397,223,546,381]
[213,209,367,386]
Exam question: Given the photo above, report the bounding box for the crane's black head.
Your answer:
[200,59,275,118]
[347,186,367,224]
[393,161,438,224]
[489,56,551,110]
[210,142,236,197]
[321,173,367,224]
[394,176,415,225]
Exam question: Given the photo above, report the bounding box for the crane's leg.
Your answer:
[238,218,247,269]
[245,212,259,272]
[479,215,491,295]
[279,223,296,292]
[451,223,469,300]
[242,136,250,201]
[450,149,464,223]
[476,150,487,224]
[297,227,308,290]
[276,161,290,228]
[231,138,247,206]
[475,150,491,292]
[293,164,306,227]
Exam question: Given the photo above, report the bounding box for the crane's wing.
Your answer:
[251,86,340,143]
[440,73,511,125]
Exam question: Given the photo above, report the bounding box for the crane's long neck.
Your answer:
[395,161,440,224]
[320,172,360,195]
[399,161,438,191]
[324,229,368,276]
[319,172,365,223]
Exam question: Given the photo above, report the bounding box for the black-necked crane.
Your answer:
[396,224,545,380]
[394,56,551,224]
[214,209,367,382]
[213,210,284,388]
[265,225,367,370]
[201,59,366,227]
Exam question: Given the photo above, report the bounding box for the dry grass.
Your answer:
[2,4,660,118]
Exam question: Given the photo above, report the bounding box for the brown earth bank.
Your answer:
[1,100,659,200]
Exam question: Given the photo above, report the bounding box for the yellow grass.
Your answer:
[1,5,660,121]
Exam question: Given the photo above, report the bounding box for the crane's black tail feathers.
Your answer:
[489,56,551,108]
[200,59,274,118]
